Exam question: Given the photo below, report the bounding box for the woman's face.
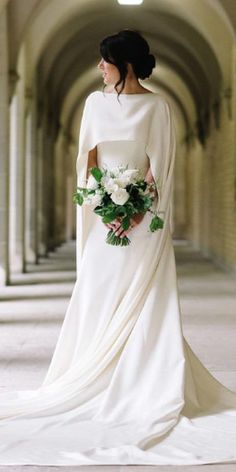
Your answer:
[97,57,120,85]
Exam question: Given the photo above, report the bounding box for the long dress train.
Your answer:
[0,91,236,465]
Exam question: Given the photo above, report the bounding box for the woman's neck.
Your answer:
[106,84,151,94]
[106,77,151,95]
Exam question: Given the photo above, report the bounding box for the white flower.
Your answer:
[101,176,119,194]
[84,193,102,206]
[96,188,104,195]
[123,169,140,183]
[110,188,129,205]
[113,176,130,188]
[110,166,124,177]
[87,174,99,190]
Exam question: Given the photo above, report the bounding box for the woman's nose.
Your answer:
[97,59,104,69]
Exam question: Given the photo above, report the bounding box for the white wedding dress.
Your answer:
[0,91,236,466]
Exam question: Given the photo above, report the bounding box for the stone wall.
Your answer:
[185,100,236,271]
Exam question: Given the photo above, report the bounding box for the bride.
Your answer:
[0,29,236,466]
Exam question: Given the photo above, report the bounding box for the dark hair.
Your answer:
[99,29,156,98]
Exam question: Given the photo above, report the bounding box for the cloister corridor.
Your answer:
[1,0,236,470]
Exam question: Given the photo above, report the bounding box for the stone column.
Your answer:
[36,123,46,256]
[53,131,67,247]
[36,107,56,256]
[9,73,26,274]
[66,138,77,241]
[0,8,9,285]
[173,140,188,238]
[47,122,57,252]
[24,87,37,264]
[61,134,68,243]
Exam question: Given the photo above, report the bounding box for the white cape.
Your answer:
[0,91,236,466]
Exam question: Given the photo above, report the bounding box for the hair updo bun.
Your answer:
[133,53,156,80]
[100,29,156,97]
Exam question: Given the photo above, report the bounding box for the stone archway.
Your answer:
[0,0,236,285]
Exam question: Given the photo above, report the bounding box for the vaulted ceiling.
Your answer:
[6,0,236,143]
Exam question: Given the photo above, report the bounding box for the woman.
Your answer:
[0,29,236,466]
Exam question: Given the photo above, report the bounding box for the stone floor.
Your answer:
[0,239,236,472]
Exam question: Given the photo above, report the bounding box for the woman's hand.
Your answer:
[104,213,145,238]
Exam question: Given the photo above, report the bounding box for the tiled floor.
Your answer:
[0,466,236,472]
[0,240,236,472]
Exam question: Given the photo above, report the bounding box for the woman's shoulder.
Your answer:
[83,91,172,123]
[85,91,100,100]
[85,90,169,105]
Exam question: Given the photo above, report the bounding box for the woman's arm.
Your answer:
[86,146,98,179]
[144,166,154,183]
[144,166,158,199]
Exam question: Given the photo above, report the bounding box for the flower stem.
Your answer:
[106,230,131,246]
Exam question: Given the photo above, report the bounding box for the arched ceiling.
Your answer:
[35,4,224,144]
[38,11,221,108]
[16,0,235,79]
[5,0,236,144]
[5,0,236,71]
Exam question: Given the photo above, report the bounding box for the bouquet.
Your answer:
[73,165,164,246]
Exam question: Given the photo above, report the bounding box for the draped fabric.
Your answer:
[75,91,175,270]
[0,91,236,466]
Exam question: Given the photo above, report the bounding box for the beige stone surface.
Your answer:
[186,105,236,271]
[1,466,236,472]
[0,239,236,471]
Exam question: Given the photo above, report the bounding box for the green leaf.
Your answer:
[149,215,164,232]
[76,186,88,192]
[90,167,103,182]
[122,216,130,230]
[142,196,153,210]
[73,193,84,205]
[102,212,117,223]
[115,206,127,217]
[93,206,102,214]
